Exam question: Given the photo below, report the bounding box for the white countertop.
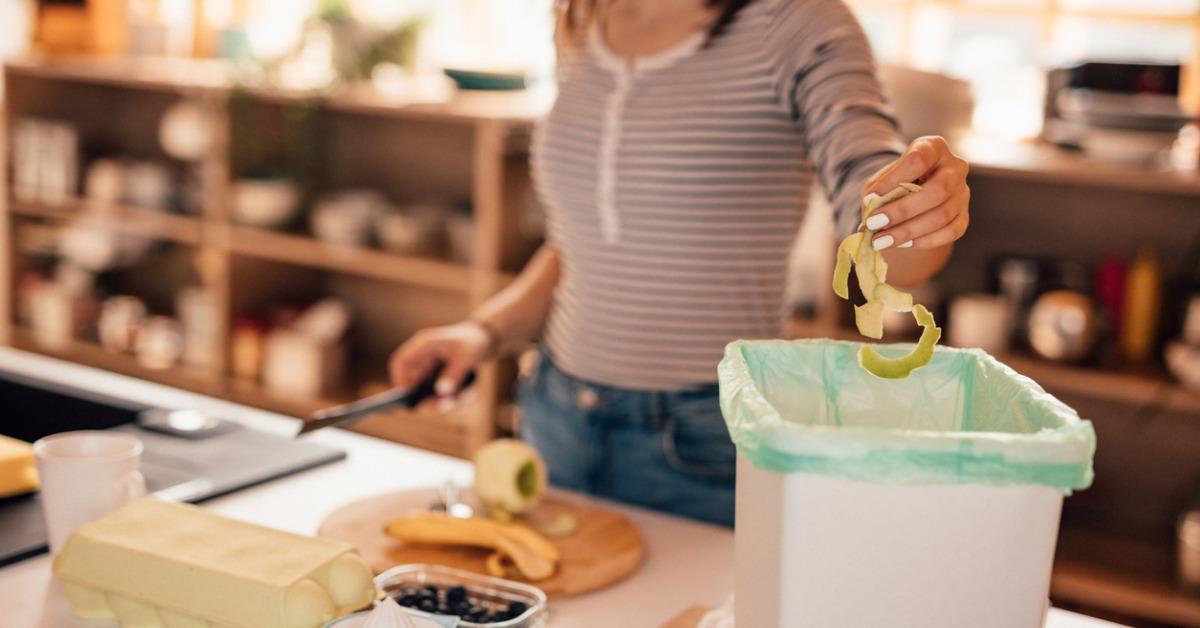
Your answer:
[0,348,1123,628]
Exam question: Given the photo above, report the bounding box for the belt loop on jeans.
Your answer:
[649,392,665,430]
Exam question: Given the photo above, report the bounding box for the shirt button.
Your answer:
[575,388,600,410]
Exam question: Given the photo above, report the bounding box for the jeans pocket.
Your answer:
[661,397,736,482]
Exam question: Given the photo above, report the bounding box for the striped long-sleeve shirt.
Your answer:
[531,0,906,390]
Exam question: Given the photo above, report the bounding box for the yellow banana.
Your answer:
[385,513,557,580]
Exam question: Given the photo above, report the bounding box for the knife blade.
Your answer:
[296,368,476,436]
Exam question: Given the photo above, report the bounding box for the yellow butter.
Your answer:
[54,498,376,628]
[0,434,38,497]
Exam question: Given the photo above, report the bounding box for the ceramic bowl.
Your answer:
[232,179,301,229]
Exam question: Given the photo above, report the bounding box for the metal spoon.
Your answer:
[432,479,474,519]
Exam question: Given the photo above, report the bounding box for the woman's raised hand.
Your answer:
[861,136,970,251]
[388,321,494,400]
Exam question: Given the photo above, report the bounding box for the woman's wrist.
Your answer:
[467,316,504,360]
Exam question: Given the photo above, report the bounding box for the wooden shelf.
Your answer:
[5,57,549,126]
[226,226,472,291]
[788,317,1200,415]
[10,327,221,396]
[1053,526,1200,626]
[9,196,203,245]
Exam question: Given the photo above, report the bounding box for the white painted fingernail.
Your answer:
[865,213,890,231]
[872,235,895,251]
[898,239,913,249]
[435,378,456,396]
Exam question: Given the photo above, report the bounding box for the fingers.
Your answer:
[388,331,445,390]
[866,136,948,196]
[435,349,477,397]
[388,322,489,411]
[912,209,969,249]
[872,188,969,250]
[864,163,967,232]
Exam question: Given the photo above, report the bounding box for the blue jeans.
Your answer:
[517,352,735,527]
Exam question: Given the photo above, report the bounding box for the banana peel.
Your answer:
[385,513,558,581]
[832,182,942,379]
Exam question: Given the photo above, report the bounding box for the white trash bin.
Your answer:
[718,339,1096,628]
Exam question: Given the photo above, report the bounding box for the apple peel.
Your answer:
[832,182,942,379]
[859,304,942,379]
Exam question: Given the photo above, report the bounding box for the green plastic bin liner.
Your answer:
[717,339,1096,493]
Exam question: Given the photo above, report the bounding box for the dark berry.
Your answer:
[447,585,468,604]
[418,598,438,613]
[425,585,440,596]
[396,594,420,608]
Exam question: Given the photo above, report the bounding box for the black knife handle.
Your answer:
[400,367,477,408]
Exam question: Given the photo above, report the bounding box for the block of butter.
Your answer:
[53,498,377,628]
[0,434,38,497]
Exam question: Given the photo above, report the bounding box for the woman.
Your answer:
[390,0,970,527]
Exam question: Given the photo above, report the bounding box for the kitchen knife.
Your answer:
[296,368,476,436]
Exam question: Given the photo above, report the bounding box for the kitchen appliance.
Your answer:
[1043,62,1188,164]
[1028,291,1096,362]
[0,366,345,566]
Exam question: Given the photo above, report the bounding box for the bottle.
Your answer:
[1120,248,1163,363]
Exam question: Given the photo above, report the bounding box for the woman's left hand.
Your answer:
[860,136,970,251]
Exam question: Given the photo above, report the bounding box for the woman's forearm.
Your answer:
[881,243,953,288]
[470,245,561,355]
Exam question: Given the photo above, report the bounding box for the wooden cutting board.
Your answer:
[318,487,645,598]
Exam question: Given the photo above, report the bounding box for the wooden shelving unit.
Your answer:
[9,326,222,396]
[224,226,473,291]
[1,57,544,458]
[9,196,204,245]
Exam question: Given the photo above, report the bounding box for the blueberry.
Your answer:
[447,585,468,604]
[507,601,528,617]
[418,598,438,613]
[425,585,441,596]
[396,595,420,608]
